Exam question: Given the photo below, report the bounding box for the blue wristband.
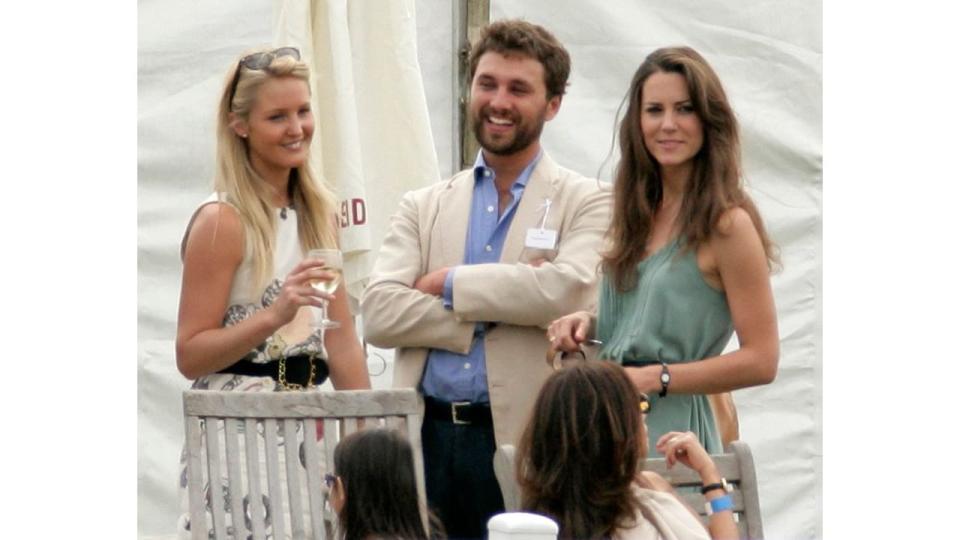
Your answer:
[706,494,733,515]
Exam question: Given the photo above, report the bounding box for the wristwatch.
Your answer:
[700,478,732,495]
[658,362,671,397]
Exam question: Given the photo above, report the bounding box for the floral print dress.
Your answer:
[176,194,327,539]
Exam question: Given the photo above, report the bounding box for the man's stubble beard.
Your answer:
[471,105,548,157]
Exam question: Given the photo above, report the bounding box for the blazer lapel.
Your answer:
[435,171,473,267]
[500,154,561,263]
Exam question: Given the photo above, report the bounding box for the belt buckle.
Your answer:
[278,355,317,391]
[451,401,471,425]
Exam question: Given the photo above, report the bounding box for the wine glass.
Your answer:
[306,248,343,330]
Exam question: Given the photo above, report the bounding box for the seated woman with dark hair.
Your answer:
[516,362,737,540]
[327,428,442,540]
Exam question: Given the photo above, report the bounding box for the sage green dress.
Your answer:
[596,238,732,456]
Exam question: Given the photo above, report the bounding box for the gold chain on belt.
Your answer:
[277,351,318,391]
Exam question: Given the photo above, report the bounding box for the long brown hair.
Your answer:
[603,46,778,291]
[516,362,645,538]
[333,428,438,540]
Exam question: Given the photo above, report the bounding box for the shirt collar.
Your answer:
[472,149,544,190]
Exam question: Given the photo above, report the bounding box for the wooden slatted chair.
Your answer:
[182,388,426,540]
[494,440,764,540]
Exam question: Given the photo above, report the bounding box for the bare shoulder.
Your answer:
[182,202,245,264]
[714,206,757,238]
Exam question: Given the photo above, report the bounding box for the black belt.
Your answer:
[423,396,493,426]
[217,355,329,388]
[622,359,660,368]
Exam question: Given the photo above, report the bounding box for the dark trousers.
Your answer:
[421,415,505,539]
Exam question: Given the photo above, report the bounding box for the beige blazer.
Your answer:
[361,152,611,445]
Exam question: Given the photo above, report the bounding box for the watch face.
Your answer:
[661,372,670,384]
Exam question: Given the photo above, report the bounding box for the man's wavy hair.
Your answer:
[517,362,645,538]
[468,19,571,98]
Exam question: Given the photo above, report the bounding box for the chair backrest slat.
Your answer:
[675,490,746,512]
[322,417,340,534]
[302,418,327,540]
[244,418,267,539]
[493,445,519,513]
[204,419,227,540]
[183,389,421,418]
[283,418,307,538]
[387,415,405,431]
[405,411,429,532]
[262,418,287,540]
[223,419,249,538]
[730,441,764,540]
[644,453,740,485]
[322,417,339,467]
[184,414,206,540]
[183,389,425,539]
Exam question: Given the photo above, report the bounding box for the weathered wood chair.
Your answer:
[182,388,426,540]
[494,440,764,540]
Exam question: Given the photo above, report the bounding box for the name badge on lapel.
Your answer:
[525,198,558,250]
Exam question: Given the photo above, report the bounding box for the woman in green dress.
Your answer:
[547,46,779,455]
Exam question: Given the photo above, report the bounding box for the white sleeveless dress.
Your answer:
[175,194,327,539]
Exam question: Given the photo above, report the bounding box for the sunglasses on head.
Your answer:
[228,47,302,106]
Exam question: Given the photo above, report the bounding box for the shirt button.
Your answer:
[484,245,492,252]
[487,205,495,213]
[464,362,471,369]
[483,170,492,177]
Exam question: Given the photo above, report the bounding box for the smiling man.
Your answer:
[361,20,611,537]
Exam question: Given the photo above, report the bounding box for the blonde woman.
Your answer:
[175,46,370,538]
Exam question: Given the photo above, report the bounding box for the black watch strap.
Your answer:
[658,362,671,397]
[701,478,730,495]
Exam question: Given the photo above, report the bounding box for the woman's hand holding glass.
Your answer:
[267,258,338,328]
[306,249,343,329]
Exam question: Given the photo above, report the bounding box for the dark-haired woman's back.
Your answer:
[518,362,737,540]
[330,428,443,540]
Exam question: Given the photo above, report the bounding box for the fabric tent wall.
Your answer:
[493,2,823,539]
[272,0,443,301]
[138,0,820,538]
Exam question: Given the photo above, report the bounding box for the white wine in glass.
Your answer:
[306,248,343,329]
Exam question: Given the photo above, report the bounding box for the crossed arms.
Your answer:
[361,182,610,354]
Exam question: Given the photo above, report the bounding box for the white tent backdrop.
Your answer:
[272,0,443,301]
[138,1,820,538]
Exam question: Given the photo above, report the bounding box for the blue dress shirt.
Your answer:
[420,150,543,403]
